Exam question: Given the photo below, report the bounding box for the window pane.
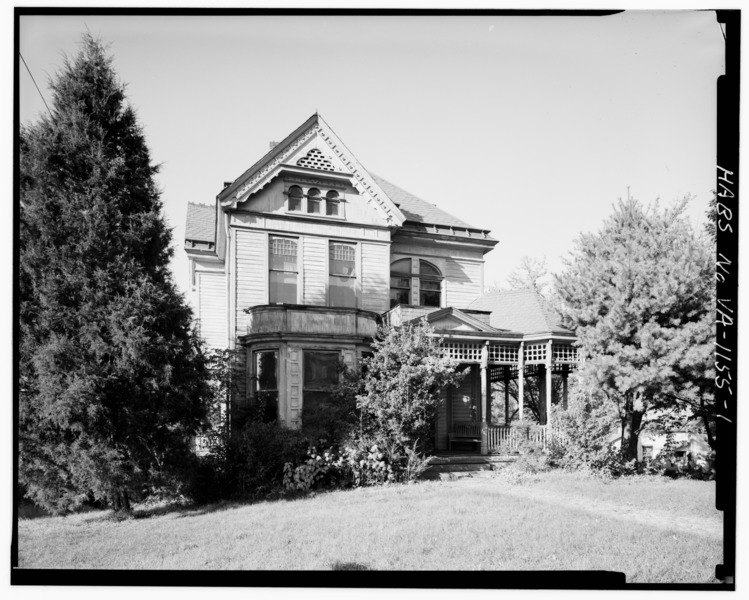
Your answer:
[326,191,340,216]
[390,288,410,308]
[390,277,411,289]
[270,271,297,303]
[288,186,302,211]
[330,243,356,276]
[390,258,411,275]
[420,279,441,291]
[421,290,441,307]
[256,351,278,390]
[307,199,320,214]
[420,261,441,277]
[330,275,356,307]
[304,352,339,389]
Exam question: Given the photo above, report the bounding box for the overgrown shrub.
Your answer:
[300,363,361,448]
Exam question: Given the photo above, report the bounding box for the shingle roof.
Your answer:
[468,290,573,335]
[185,203,216,243]
[371,175,483,231]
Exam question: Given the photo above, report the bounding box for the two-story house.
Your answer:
[184,113,578,454]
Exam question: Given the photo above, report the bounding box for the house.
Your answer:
[184,113,579,454]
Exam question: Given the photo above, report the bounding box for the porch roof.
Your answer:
[468,290,573,336]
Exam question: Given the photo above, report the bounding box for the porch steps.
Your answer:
[420,454,518,481]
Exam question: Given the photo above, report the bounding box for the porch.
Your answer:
[401,305,580,456]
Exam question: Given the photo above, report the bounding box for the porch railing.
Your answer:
[485,425,568,452]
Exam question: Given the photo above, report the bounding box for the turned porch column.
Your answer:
[545,339,553,426]
[517,341,525,420]
[480,341,489,455]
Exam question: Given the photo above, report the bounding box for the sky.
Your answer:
[18,10,725,303]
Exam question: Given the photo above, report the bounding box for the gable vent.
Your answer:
[297,148,334,172]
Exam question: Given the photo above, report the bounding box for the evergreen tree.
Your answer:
[19,35,210,513]
[554,197,715,460]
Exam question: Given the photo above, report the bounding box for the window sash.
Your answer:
[269,271,297,303]
[304,352,340,389]
[255,351,278,392]
[330,275,356,307]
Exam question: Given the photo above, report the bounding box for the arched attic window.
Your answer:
[325,190,340,216]
[288,185,303,211]
[307,188,321,214]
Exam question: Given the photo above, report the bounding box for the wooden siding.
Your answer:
[445,258,483,309]
[235,229,267,335]
[303,236,327,305]
[197,272,227,348]
[452,366,478,422]
[361,242,389,312]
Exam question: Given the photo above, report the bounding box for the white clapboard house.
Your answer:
[184,113,579,454]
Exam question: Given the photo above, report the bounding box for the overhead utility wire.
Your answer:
[19,51,52,117]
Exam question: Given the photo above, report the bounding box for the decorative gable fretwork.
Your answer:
[296,148,334,171]
[225,117,405,228]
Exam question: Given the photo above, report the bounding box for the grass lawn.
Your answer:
[16,470,722,582]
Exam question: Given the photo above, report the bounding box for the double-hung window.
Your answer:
[329,242,357,307]
[269,236,298,304]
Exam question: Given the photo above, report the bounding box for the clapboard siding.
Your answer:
[198,272,227,349]
[235,229,267,334]
[445,258,483,309]
[452,366,478,422]
[361,242,389,312]
[303,236,327,305]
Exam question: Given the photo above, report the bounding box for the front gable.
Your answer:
[415,307,512,335]
[219,114,406,228]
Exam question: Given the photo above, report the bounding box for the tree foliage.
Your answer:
[554,197,715,460]
[19,35,211,513]
[357,320,465,457]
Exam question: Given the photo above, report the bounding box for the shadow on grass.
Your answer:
[331,561,369,570]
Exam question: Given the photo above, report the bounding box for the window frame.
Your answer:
[268,235,299,304]
[389,258,443,308]
[328,241,357,308]
[252,348,280,419]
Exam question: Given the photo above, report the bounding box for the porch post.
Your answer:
[562,364,569,410]
[504,367,509,424]
[518,341,525,420]
[480,341,489,455]
[545,339,553,426]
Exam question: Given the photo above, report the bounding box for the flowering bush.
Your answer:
[282,441,398,493]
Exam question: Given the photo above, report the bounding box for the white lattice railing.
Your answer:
[552,344,580,364]
[486,425,569,451]
[442,342,482,362]
[488,344,519,363]
[524,343,547,364]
